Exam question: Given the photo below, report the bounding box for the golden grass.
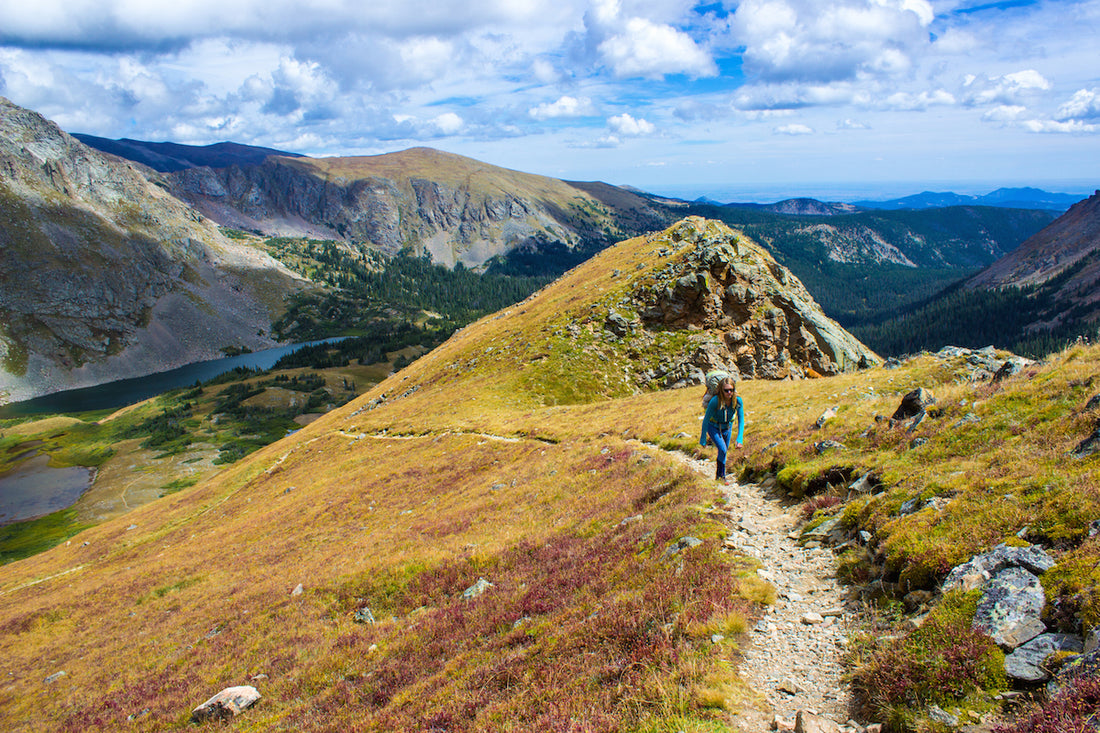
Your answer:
[3,218,1100,730]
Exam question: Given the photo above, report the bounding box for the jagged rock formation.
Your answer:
[611,217,878,385]
[165,147,671,268]
[0,96,306,403]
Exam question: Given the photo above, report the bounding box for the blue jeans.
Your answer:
[706,422,732,478]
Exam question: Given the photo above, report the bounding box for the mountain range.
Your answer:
[853,187,1083,212]
[1,94,1095,404]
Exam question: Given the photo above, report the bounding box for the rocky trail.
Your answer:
[672,450,867,733]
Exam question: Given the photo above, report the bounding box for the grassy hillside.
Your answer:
[2,218,1099,731]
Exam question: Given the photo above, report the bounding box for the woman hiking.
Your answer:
[699,377,744,484]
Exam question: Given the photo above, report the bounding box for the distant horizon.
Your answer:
[67,128,1097,208]
[641,179,1098,205]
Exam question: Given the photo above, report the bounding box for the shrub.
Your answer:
[994,675,1100,733]
[851,591,1005,729]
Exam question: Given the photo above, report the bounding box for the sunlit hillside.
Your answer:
[2,218,1099,731]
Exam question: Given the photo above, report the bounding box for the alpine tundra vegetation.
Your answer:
[2,217,1100,731]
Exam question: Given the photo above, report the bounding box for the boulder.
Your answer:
[191,685,261,723]
[462,578,494,600]
[927,704,959,727]
[943,543,1055,593]
[1004,633,1084,682]
[892,388,934,420]
[972,567,1047,650]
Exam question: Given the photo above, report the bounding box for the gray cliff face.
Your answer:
[166,154,650,269]
[0,96,305,403]
[618,217,878,384]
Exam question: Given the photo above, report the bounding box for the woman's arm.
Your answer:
[735,396,745,446]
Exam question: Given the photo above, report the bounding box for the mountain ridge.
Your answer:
[0,96,307,403]
[163,146,671,269]
[70,134,304,173]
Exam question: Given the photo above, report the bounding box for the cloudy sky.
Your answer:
[1,0,1097,200]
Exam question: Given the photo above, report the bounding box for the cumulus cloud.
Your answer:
[1057,88,1100,121]
[733,81,859,111]
[432,112,465,134]
[598,17,717,79]
[1022,119,1099,134]
[982,105,1026,122]
[963,69,1051,106]
[882,89,955,110]
[728,0,934,84]
[529,95,595,120]
[608,112,655,136]
[581,0,717,79]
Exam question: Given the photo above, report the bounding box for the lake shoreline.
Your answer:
[0,338,346,419]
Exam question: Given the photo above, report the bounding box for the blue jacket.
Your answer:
[700,395,744,446]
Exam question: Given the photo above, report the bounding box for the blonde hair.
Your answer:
[717,377,736,408]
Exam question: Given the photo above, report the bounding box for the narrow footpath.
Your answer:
[674,450,863,732]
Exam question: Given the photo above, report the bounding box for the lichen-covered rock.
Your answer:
[972,567,1047,650]
[1004,633,1084,681]
[1047,647,1100,696]
[943,543,1055,593]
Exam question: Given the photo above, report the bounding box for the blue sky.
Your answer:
[0,0,1097,201]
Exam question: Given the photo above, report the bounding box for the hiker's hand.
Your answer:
[736,442,742,449]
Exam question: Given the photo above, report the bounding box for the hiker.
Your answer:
[699,377,744,483]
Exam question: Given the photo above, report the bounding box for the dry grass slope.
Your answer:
[3,217,1099,731]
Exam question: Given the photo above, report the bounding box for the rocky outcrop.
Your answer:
[615,217,878,383]
[0,96,305,403]
[942,542,1092,683]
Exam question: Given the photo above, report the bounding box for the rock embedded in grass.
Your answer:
[972,567,1047,650]
[191,685,261,723]
[943,542,1055,593]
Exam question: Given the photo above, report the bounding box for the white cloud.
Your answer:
[965,69,1051,106]
[729,0,934,83]
[608,113,655,136]
[598,17,717,79]
[432,112,465,134]
[837,118,869,129]
[982,105,1026,122]
[1022,119,1099,134]
[882,89,955,110]
[529,95,595,120]
[774,123,813,135]
[580,0,717,80]
[733,81,859,110]
[1057,88,1100,121]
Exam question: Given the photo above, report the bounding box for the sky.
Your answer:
[0,0,1097,202]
